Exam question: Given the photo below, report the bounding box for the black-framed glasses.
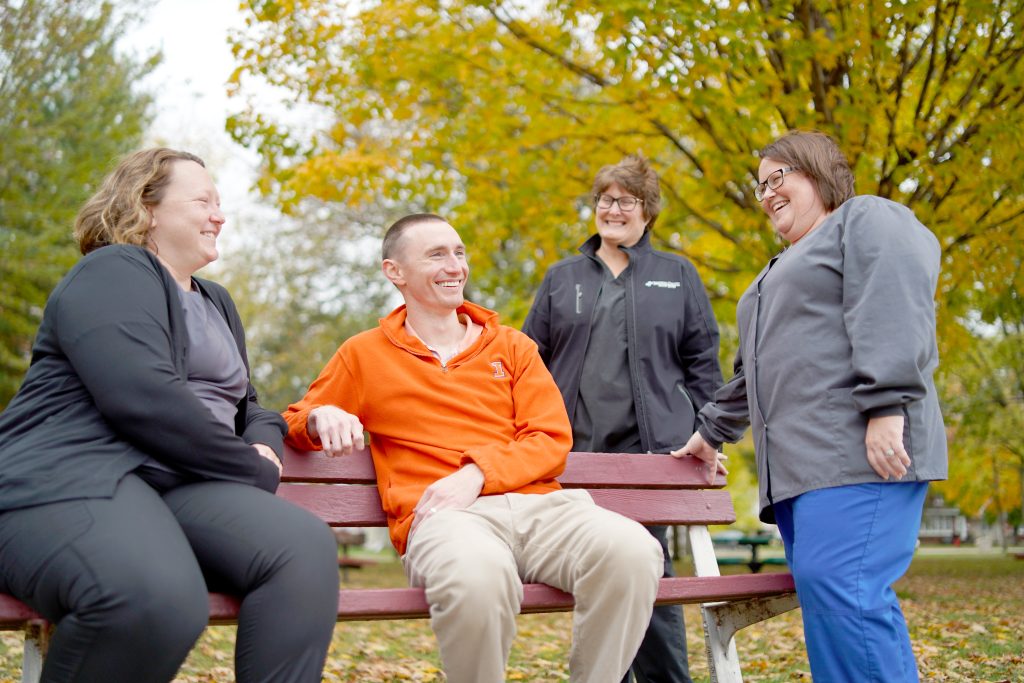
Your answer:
[595,194,643,212]
[753,167,798,201]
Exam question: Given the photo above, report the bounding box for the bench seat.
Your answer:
[0,448,798,682]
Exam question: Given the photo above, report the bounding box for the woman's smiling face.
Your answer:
[595,181,647,249]
[758,157,830,244]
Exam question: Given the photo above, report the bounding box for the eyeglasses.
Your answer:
[595,194,643,212]
[753,167,798,201]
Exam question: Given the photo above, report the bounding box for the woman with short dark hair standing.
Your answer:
[524,154,723,683]
[0,149,339,682]
[677,131,948,681]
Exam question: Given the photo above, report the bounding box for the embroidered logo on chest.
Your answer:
[489,361,506,378]
[645,280,681,289]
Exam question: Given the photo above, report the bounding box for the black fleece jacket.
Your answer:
[0,245,283,511]
[523,232,723,453]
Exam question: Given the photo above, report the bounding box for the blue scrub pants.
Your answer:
[772,482,928,683]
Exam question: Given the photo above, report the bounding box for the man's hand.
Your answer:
[670,431,728,484]
[865,414,910,480]
[253,443,282,475]
[411,463,485,535]
[308,405,365,457]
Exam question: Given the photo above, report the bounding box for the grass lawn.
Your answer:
[1,550,1020,682]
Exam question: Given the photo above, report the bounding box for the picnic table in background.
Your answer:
[333,529,378,581]
[713,532,788,573]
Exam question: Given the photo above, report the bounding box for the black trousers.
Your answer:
[622,525,694,683]
[0,474,339,683]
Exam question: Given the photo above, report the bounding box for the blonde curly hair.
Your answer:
[74,148,205,255]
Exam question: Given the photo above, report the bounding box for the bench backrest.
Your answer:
[279,446,736,528]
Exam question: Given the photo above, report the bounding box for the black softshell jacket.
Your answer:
[523,232,722,453]
[0,245,283,512]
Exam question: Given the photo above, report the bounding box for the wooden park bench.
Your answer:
[0,447,799,682]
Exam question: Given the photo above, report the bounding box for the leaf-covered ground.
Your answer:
[1,551,1020,682]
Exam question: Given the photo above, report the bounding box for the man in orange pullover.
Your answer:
[283,214,662,683]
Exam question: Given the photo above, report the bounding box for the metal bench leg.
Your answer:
[688,525,744,682]
[688,524,801,683]
[702,593,801,682]
[705,593,802,645]
[701,602,744,683]
[22,621,50,683]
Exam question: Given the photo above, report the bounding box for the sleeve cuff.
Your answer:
[866,405,904,418]
[697,426,724,451]
[460,454,491,492]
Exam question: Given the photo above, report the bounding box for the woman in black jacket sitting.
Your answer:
[0,148,339,683]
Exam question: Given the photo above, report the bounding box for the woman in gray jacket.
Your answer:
[0,149,339,683]
[676,131,947,682]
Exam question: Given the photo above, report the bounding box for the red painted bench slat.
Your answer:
[276,484,387,527]
[281,447,725,489]
[277,484,736,527]
[206,573,798,625]
[15,570,800,627]
[0,595,43,628]
[558,451,725,489]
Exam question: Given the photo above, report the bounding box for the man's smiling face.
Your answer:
[384,218,469,315]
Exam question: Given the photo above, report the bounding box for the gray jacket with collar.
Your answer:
[697,195,948,522]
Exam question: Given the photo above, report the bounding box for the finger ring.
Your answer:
[884,448,896,457]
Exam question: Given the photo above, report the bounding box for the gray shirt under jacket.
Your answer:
[0,245,284,512]
[138,288,251,482]
[572,266,643,453]
[179,288,249,429]
[697,195,948,523]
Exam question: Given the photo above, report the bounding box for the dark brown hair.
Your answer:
[758,131,855,211]
[591,154,662,231]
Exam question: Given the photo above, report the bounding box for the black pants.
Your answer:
[0,474,339,683]
[622,525,694,683]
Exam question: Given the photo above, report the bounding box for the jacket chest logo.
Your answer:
[645,280,681,289]
[490,361,506,378]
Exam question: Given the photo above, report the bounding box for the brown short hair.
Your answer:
[591,154,661,231]
[74,148,205,255]
[758,131,855,211]
[381,213,448,261]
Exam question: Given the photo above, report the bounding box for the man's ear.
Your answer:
[382,258,404,286]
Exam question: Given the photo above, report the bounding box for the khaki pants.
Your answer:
[403,489,662,683]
